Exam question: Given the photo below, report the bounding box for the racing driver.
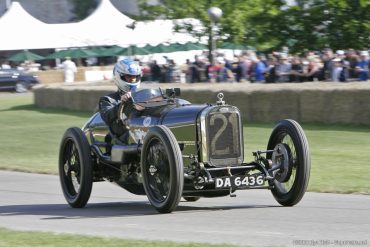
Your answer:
[99,58,142,145]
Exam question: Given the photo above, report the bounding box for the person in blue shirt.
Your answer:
[356,51,369,81]
[253,56,267,82]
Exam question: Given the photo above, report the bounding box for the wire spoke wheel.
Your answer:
[62,141,81,195]
[146,140,170,202]
[273,137,296,192]
[267,119,310,206]
[59,127,93,208]
[141,125,183,213]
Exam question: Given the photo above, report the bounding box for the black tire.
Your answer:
[267,119,310,206]
[59,127,93,208]
[141,125,184,213]
[183,196,200,202]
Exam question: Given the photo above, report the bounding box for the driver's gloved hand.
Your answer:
[121,92,132,103]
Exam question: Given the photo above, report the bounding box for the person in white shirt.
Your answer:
[62,57,77,83]
[1,61,11,69]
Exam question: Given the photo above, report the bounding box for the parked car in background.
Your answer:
[0,69,39,93]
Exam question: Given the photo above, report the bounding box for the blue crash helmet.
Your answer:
[113,58,142,92]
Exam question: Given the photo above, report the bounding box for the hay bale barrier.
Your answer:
[34,81,370,124]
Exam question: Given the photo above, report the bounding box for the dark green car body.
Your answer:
[59,88,310,213]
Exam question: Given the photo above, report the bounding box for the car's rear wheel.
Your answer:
[141,125,184,213]
[59,127,93,208]
[15,81,28,93]
[267,119,310,206]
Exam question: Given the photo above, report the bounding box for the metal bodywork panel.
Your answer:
[160,104,207,167]
[83,101,244,168]
[83,103,209,168]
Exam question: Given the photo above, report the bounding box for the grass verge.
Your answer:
[0,227,235,247]
[0,94,369,194]
[0,94,90,174]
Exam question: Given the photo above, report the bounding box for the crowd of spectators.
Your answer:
[139,48,370,83]
[2,47,369,84]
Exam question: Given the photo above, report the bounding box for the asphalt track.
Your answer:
[0,171,369,247]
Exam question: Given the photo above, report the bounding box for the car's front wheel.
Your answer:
[15,81,28,93]
[59,127,93,208]
[267,119,310,206]
[141,125,184,213]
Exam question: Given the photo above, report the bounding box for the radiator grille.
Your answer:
[205,110,242,162]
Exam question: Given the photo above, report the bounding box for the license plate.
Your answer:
[215,175,265,188]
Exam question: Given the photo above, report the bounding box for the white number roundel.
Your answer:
[143,117,151,127]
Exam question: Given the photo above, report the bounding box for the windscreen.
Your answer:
[132,88,163,103]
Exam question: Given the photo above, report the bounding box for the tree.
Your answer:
[138,0,370,53]
[138,0,285,52]
[72,0,98,20]
[273,0,370,52]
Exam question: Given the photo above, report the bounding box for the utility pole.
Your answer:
[207,7,222,65]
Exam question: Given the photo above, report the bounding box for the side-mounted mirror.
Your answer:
[165,88,180,98]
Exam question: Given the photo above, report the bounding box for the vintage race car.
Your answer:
[59,88,310,213]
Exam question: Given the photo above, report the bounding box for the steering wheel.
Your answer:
[117,97,134,123]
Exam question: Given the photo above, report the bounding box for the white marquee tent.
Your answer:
[55,0,136,47]
[0,2,60,50]
[0,0,200,51]
[129,18,201,46]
